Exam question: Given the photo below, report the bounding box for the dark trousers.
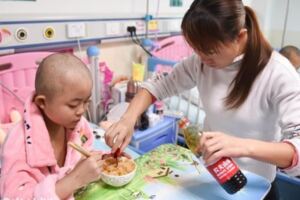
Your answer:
[264,181,279,200]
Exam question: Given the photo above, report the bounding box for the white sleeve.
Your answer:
[270,64,300,176]
[282,139,300,176]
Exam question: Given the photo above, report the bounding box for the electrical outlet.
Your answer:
[123,21,145,34]
[15,28,28,42]
[66,23,86,38]
[123,22,136,34]
[43,26,55,39]
[105,22,121,36]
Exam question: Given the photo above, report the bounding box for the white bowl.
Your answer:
[100,157,137,187]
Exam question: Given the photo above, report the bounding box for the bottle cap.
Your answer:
[178,117,190,129]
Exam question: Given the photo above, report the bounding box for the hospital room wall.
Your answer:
[282,0,300,47]
[243,0,286,48]
[0,0,147,19]
[75,1,299,77]
[0,0,190,77]
[0,0,149,77]
[243,0,300,48]
[2,0,297,77]
[75,41,147,77]
[77,0,298,78]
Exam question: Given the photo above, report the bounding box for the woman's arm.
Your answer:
[199,132,295,168]
[105,89,153,153]
[105,55,201,153]
[245,139,295,168]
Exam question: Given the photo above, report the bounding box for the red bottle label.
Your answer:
[206,157,239,184]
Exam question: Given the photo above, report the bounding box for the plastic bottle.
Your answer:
[154,100,164,117]
[178,117,247,194]
[125,79,139,102]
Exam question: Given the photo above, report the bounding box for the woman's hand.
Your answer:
[196,131,250,165]
[104,116,136,153]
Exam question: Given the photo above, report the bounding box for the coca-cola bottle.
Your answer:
[178,117,247,194]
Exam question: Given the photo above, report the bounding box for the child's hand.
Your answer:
[70,152,103,187]
[196,131,249,165]
[55,151,103,198]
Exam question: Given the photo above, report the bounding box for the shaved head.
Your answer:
[280,45,300,59]
[280,45,300,69]
[35,53,92,99]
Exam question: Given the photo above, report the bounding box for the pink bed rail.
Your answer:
[151,35,193,62]
[0,52,53,123]
[149,35,203,125]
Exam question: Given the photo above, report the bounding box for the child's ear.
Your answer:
[34,95,46,110]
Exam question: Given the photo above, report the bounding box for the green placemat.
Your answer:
[75,144,198,200]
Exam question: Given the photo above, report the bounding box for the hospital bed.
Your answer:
[0,52,53,125]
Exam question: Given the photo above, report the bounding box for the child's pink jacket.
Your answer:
[0,95,94,199]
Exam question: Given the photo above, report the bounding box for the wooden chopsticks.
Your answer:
[68,142,92,157]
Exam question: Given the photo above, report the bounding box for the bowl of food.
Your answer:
[100,156,137,187]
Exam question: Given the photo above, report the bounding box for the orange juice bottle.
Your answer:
[178,117,202,157]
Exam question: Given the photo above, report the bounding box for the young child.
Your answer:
[0,53,103,199]
[280,45,300,70]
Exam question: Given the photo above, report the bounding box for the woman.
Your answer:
[105,1,300,199]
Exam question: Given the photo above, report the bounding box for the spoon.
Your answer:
[114,148,121,167]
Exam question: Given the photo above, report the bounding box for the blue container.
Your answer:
[130,116,178,154]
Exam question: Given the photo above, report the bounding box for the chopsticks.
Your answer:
[68,142,121,168]
[68,142,92,157]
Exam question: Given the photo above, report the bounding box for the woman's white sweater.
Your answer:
[142,51,300,181]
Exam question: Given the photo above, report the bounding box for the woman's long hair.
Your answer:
[181,0,272,109]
